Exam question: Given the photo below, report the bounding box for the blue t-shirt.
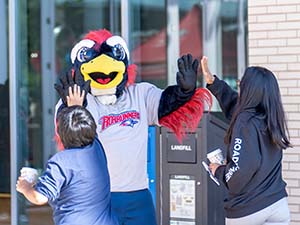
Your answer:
[35,138,118,225]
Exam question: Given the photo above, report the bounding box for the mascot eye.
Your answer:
[77,47,92,62]
[105,36,130,61]
[77,47,95,62]
[112,44,126,60]
[70,39,95,64]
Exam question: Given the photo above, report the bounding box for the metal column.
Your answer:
[8,0,18,224]
[41,0,57,165]
[166,0,179,86]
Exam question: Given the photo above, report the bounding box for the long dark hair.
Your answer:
[225,66,291,149]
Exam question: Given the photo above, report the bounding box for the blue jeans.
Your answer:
[111,189,157,225]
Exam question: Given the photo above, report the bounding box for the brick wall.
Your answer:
[248,1,300,224]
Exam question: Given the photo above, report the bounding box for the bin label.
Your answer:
[170,175,196,222]
[167,134,196,163]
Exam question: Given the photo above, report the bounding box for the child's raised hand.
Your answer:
[67,84,85,106]
[201,56,215,85]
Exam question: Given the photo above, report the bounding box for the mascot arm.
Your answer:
[158,54,212,141]
[158,85,194,119]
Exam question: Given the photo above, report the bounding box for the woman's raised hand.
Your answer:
[201,56,215,85]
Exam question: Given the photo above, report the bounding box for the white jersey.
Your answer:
[56,82,162,192]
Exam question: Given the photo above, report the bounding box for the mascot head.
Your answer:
[70,29,136,105]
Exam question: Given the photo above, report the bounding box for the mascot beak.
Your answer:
[80,54,126,90]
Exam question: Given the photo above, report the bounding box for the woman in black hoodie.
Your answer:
[201,56,291,225]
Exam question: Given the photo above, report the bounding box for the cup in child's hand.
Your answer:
[207,148,225,165]
[20,167,38,183]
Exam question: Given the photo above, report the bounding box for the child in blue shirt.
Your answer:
[16,85,118,225]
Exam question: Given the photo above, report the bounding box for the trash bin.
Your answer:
[154,112,229,225]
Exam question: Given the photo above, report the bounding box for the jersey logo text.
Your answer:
[99,110,140,130]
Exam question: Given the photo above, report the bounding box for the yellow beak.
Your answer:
[80,54,125,89]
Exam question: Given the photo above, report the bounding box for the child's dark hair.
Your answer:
[225,66,291,149]
[57,106,96,149]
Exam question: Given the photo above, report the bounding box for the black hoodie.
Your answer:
[207,76,288,218]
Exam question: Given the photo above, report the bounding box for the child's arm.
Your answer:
[16,176,48,205]
[67,84,85,106]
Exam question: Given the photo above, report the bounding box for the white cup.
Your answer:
[20,167,38,183]
[207,148,225,165]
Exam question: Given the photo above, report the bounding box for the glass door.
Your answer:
[0,0,10,225]
[178,0,247,111]
[11,1,120,224]
[129,0,167,88]
[14,1,52,224]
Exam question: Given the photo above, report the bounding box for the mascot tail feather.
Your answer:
[159,88,212,142]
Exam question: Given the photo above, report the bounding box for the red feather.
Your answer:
[83,29,112,45]
[159,88,212,142]
[127,64,137,86]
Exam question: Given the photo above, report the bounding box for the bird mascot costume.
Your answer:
[55,29,212,225]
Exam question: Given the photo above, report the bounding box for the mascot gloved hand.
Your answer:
[55,69,90,107]
[177,54,198,93]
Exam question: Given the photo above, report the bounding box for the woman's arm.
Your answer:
[201,56,238,120]
[214,116,261,193]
